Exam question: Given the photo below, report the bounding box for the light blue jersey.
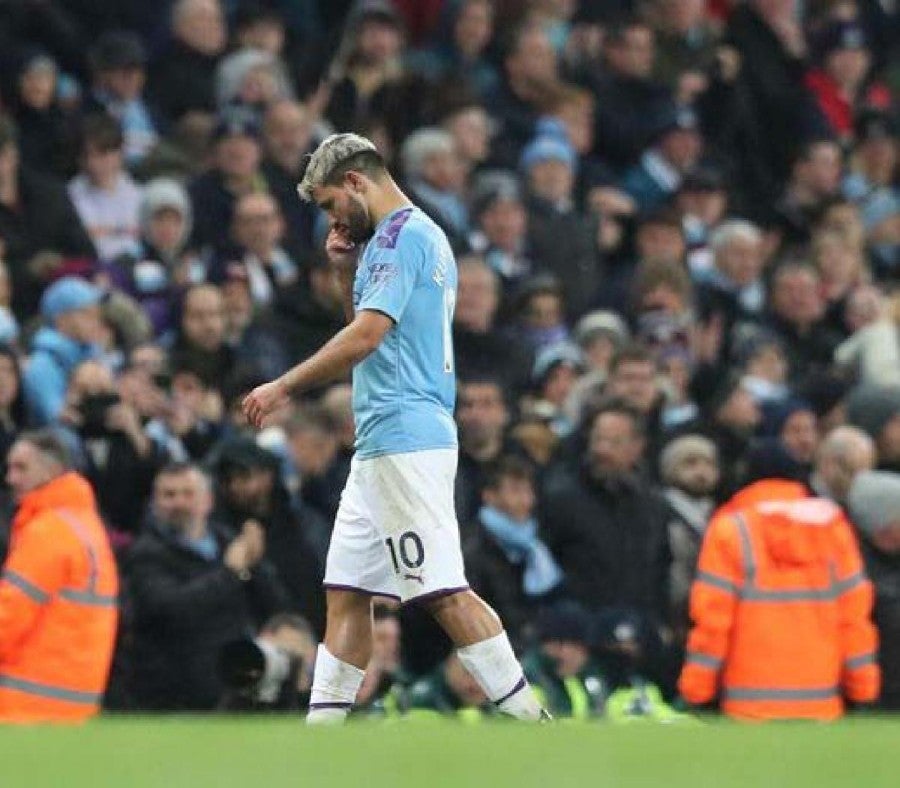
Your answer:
[352,205,458,459]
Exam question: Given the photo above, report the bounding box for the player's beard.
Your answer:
[345,196,374,245]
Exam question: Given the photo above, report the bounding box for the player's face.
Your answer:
[315,184,374,245]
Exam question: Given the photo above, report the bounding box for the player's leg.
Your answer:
[307,589,372,724]
[423,590,546,721]
[308,457,400,724]
[372,449,546,721]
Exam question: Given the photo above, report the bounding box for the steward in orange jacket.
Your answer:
[0,432,118,723]
[678,479,880,720]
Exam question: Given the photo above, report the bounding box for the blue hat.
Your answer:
[213,106,261,141]
[40,277,103,321]
[520,135,577,173]
[532,341,584,384]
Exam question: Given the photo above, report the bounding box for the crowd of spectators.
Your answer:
[0,0,897,717]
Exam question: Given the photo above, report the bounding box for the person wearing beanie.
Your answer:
[520,126,600,320]
[22,277,104,426]
[848,470,900,708]
[846,384,900,473]
[658,434,720,638]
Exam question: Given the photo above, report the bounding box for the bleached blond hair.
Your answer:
[297,133,380,202]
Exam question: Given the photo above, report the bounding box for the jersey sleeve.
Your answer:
[356,230,424,323]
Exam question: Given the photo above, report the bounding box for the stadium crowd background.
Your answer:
[0,0,897,718]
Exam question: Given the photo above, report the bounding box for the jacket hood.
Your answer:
[755,497,847,567]
[30,325,93,367]
[14,472,97,531]
[139,178,193,252]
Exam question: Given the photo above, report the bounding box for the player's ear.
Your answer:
[345,171,367,194]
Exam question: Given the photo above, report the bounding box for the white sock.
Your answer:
[456,632,543,720]
[306,644,366,725]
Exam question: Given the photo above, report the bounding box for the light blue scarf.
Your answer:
[479,506,563,596]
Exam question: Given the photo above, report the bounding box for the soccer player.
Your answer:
[242,133,547,723]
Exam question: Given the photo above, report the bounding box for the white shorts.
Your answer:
[323,448,469,603]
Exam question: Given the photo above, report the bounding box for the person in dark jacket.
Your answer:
[147,0,227,125]
[540,399,671,626]
[520,126,600,321]
[127,462,288,711]
[212,438,328,637]
[848,471,900,710]
[0,117,96,320]
[464,456,563,650]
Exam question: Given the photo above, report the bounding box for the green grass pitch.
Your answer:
[2,716,898,788]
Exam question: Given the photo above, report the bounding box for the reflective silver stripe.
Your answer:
[742,586,839,602]
[695,571,739,595]
[834,572,865,594]
[724,686,839,702]
[1,570,50,603]
[55,509,98,592]
[845,653,877,670]
[0,674,100,705]
[59,589,118,608]
[733,513,756,584]
[686,651,722,670]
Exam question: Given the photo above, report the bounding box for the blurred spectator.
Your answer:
[746,398,819,485]
[590,17,673,171]
[440,101,493,177]
[68,114,142,262]
[804,21,889,142]
[260,100,317,258]
[453,255,532,394]
[0,430,118,723]
[284,405,341,530]
[604,346,664,455]
[0,345,25,460]
[212,438,327,636]
[215,48,294,113]
[848,470,900,710]
[694,220,766,347]
[735,331,790,409]
[676,167,729,270]
[520,602,607,719]
[679,479,880,720]
[652,0,721,96]
[529,342,584,437]
[811,425,876,504]
[469,171,533,298]
[408,0,499,99]
[401,128,469,247]
[842,110,899,279]
[659,434,719,637]
[488,23,559,169]
[155,355,225,461]
[167,284,235,386]
[148,0,228,124]
[811,228,868,333]
[835,288,900,387]
[725,0,830,206]
[621,106,704,212]
[270,253,345,367]
[521,125,600,319]
[55,360,170,540]
[0,117,95,319]
[514,275,569,354]
[540,400,671,626]
[402,653,493,719]
[464,456,563,648]
[455,378,511,527]
[189,106,265,254]
[23,277,103,426]
[766,261,841,379]
[107,178,200,337]
[8,51,78,178]
[85,31,158,166]
[776,138,843,245]
[226,192,298,308]
[845,384,900,473]
[128,462,287,711]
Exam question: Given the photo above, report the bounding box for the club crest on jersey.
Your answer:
[375,207,414,249]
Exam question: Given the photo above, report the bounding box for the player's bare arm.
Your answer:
[242,309,392,428]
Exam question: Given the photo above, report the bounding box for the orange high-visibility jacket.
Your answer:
[0,472,118,723]
[679,480,880,721]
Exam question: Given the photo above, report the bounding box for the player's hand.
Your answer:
[326,226,359,275]
[242,378,290,429]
